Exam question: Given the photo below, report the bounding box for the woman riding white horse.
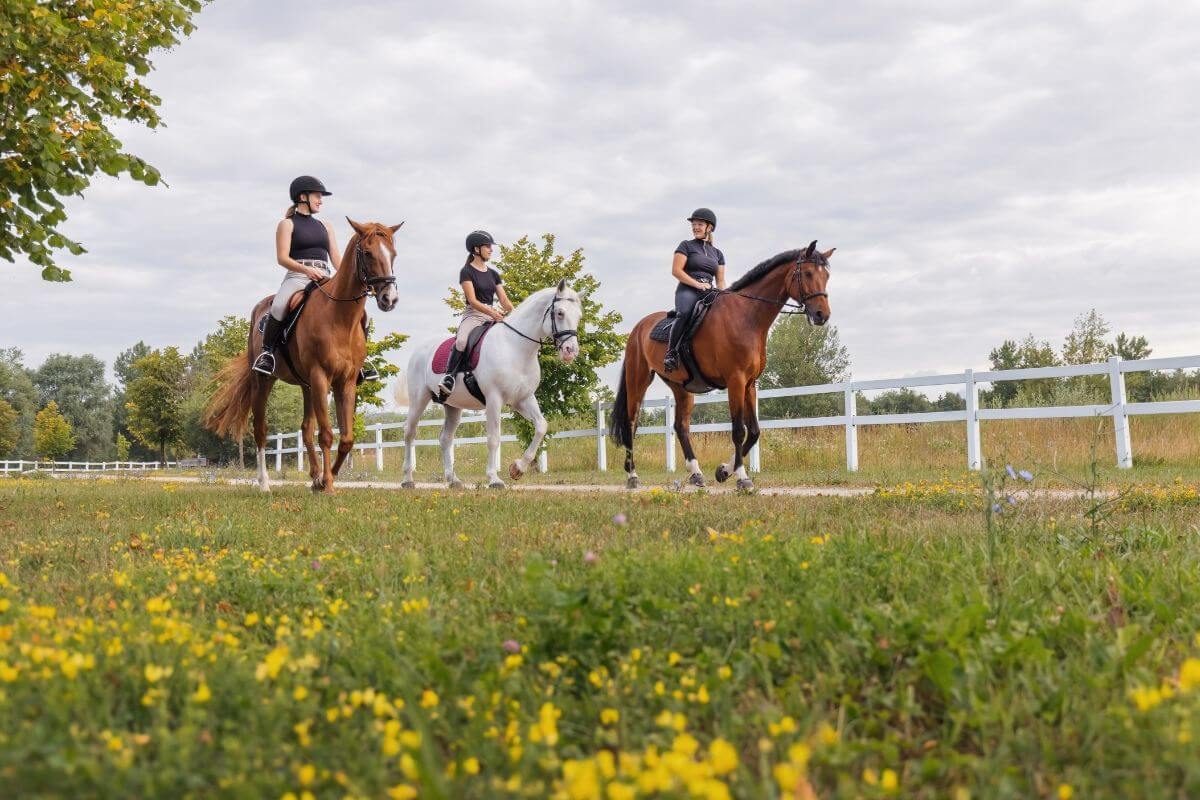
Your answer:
[401,280,582,488]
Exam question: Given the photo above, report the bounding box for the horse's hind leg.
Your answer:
[670,384,704,488]
[251,379,273,493]
[440,406,464,488]
[401,383,431,489]
[622,340,655,490]
[509,394,547,481]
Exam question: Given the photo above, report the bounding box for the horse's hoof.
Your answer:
[687,473,705,488]
[736,478,756,492]
[488,480,507,490]
[401,481,416,489]
[310,479,324,492]
[715,465,730,483]
[626,476,639,490]
[509,462,525,481]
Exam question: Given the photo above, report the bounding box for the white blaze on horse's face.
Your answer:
[374,238,399,312]
[551,284,582,363]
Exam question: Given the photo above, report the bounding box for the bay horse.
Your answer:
[400,281,582,489]
[609,241,833,491]
[204,219,402,493]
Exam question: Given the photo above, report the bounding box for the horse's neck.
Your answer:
[736,268,791,332]
[322,238,366,323]
[504,292,551,348]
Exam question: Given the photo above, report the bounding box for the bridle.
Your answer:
[727,254,829,315]
[502,294,579,348]
[315,233,397,302]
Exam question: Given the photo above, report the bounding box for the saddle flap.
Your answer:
[431,323,495,374]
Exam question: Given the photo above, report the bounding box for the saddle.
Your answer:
[257,282,321,385]
[648,291,723,393]
[430,322,494,405]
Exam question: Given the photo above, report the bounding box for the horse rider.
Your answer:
[253,176,379,382]
[439,230,514,396]
[663,207,726,372]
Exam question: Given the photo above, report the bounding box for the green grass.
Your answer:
[1,478,1199,798]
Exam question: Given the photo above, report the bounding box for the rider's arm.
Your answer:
[716,265,726,291]
[324,222,341,270]
[496,284,514,315]
[462,281,501,319]
[276,220,325,281]
[671,252,708,290]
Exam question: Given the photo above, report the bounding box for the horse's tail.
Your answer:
[392,372,409,407]
[608,358,634,449]
[203,353,256,440]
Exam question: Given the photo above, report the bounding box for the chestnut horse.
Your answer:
[204,219,402,493]
[609,241,833,491]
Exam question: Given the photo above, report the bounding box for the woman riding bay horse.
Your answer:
[610,226,834,491]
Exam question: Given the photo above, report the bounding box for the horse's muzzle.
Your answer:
[558,337,580,364]
[807,308,829,326]
[376,287,398,312]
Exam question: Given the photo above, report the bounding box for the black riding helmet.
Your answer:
[465,230,496,252]
[687,207,717,230]
[289,175,332,204]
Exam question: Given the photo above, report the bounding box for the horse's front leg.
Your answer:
[330,378,357,477]
[309,371,335,493]
[300,387,321,485]
[484,396,506,489]
[509,394,548,481]
[439,406,465,488]
[715,375,753,490]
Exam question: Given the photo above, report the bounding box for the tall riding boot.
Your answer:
[664,313,688,372]
[439,347,465,396]
[252,317,285,375]
[358,315,380,384]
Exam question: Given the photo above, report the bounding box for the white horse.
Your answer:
[401,280,582,488]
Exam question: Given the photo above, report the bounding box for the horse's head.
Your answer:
[788,240,833,326]
[544,279,582,363]
[347,218,403,312]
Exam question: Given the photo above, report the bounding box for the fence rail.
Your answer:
[0,460,177,476]
[260,354,1200,474]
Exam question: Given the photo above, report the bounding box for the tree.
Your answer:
[112,340,154,460]
[115,432,130,461]
[445,234,624,445]
[124,347,186,462]
[1,0,206,281]
[756,317,850,421]
[0,398,19,457]
[1062,309,1114,365]
[982,334,1059,407]
[34,400,74,460]
[31,353,112,459]
[0,348,38,456]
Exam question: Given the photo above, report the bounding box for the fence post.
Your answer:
[844,384,859,472]
[274,434,282,471]
[1109,356,1133,468]
[595,400,607,472]
[749,392,761,473]
[375,425,384,471]
[296,430,304,471]
[965,369,982,471]
[538,449,549,473]
[664,394,676,472]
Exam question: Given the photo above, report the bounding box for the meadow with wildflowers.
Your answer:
[1,478,1200,798]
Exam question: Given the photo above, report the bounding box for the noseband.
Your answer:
[315,234,397,302]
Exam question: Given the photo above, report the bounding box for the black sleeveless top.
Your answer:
[289,213,330,261]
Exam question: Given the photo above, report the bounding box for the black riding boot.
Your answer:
[357,316,380,384]
[252,317,285,375]
[439,347,465,396]
[664,312,688,372]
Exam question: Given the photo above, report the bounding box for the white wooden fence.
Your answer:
[261,354,1200,473]
[0,460,178,476]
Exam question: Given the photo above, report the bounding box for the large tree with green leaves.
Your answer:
[31,353,112,459]
[33,400,74,459]
[111,340,154,460]
[1,0,206,280]
[124,346,186,462]
[0,348,38,456]
[445,234,623,445]
[0,398,19,457]
[756,317,851,420]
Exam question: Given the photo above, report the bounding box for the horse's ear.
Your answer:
[346,217,368,237]
[389,222,405,234]
[804,240,818,259]
[557,278,569,293]
[821,247,836,260]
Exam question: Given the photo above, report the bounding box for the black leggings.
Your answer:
[669,282,706,352]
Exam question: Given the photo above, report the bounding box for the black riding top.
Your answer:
[289,213,330,262]
[674,238,725,283]
[460,265,503,306]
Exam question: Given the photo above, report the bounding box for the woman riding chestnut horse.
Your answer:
[610,215,833,491]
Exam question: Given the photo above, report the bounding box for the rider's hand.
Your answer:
[306,267,326,282]
[491,309,506,322]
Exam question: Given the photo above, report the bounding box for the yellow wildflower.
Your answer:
[1179,658,1200,692]
[709,737,738,775]
[600,708,620,725]
[420,689,439,708]
[1058,785,1073,800]
[192,683,212,704]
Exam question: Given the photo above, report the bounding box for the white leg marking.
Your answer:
[735,465,749,481]
[256,448,270,493]
[686,459,701,476]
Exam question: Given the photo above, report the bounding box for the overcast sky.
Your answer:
[4,0,1198,406]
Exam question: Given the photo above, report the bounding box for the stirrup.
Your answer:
[252,350,276,376]
[663,351,679,372]
[358,363,380,383]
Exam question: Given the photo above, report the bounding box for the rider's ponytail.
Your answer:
[285,204,298,219]
[705,224,715,248]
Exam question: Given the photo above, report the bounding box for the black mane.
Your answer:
[728,249,803,292]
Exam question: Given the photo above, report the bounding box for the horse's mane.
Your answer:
[728,249,803,292]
